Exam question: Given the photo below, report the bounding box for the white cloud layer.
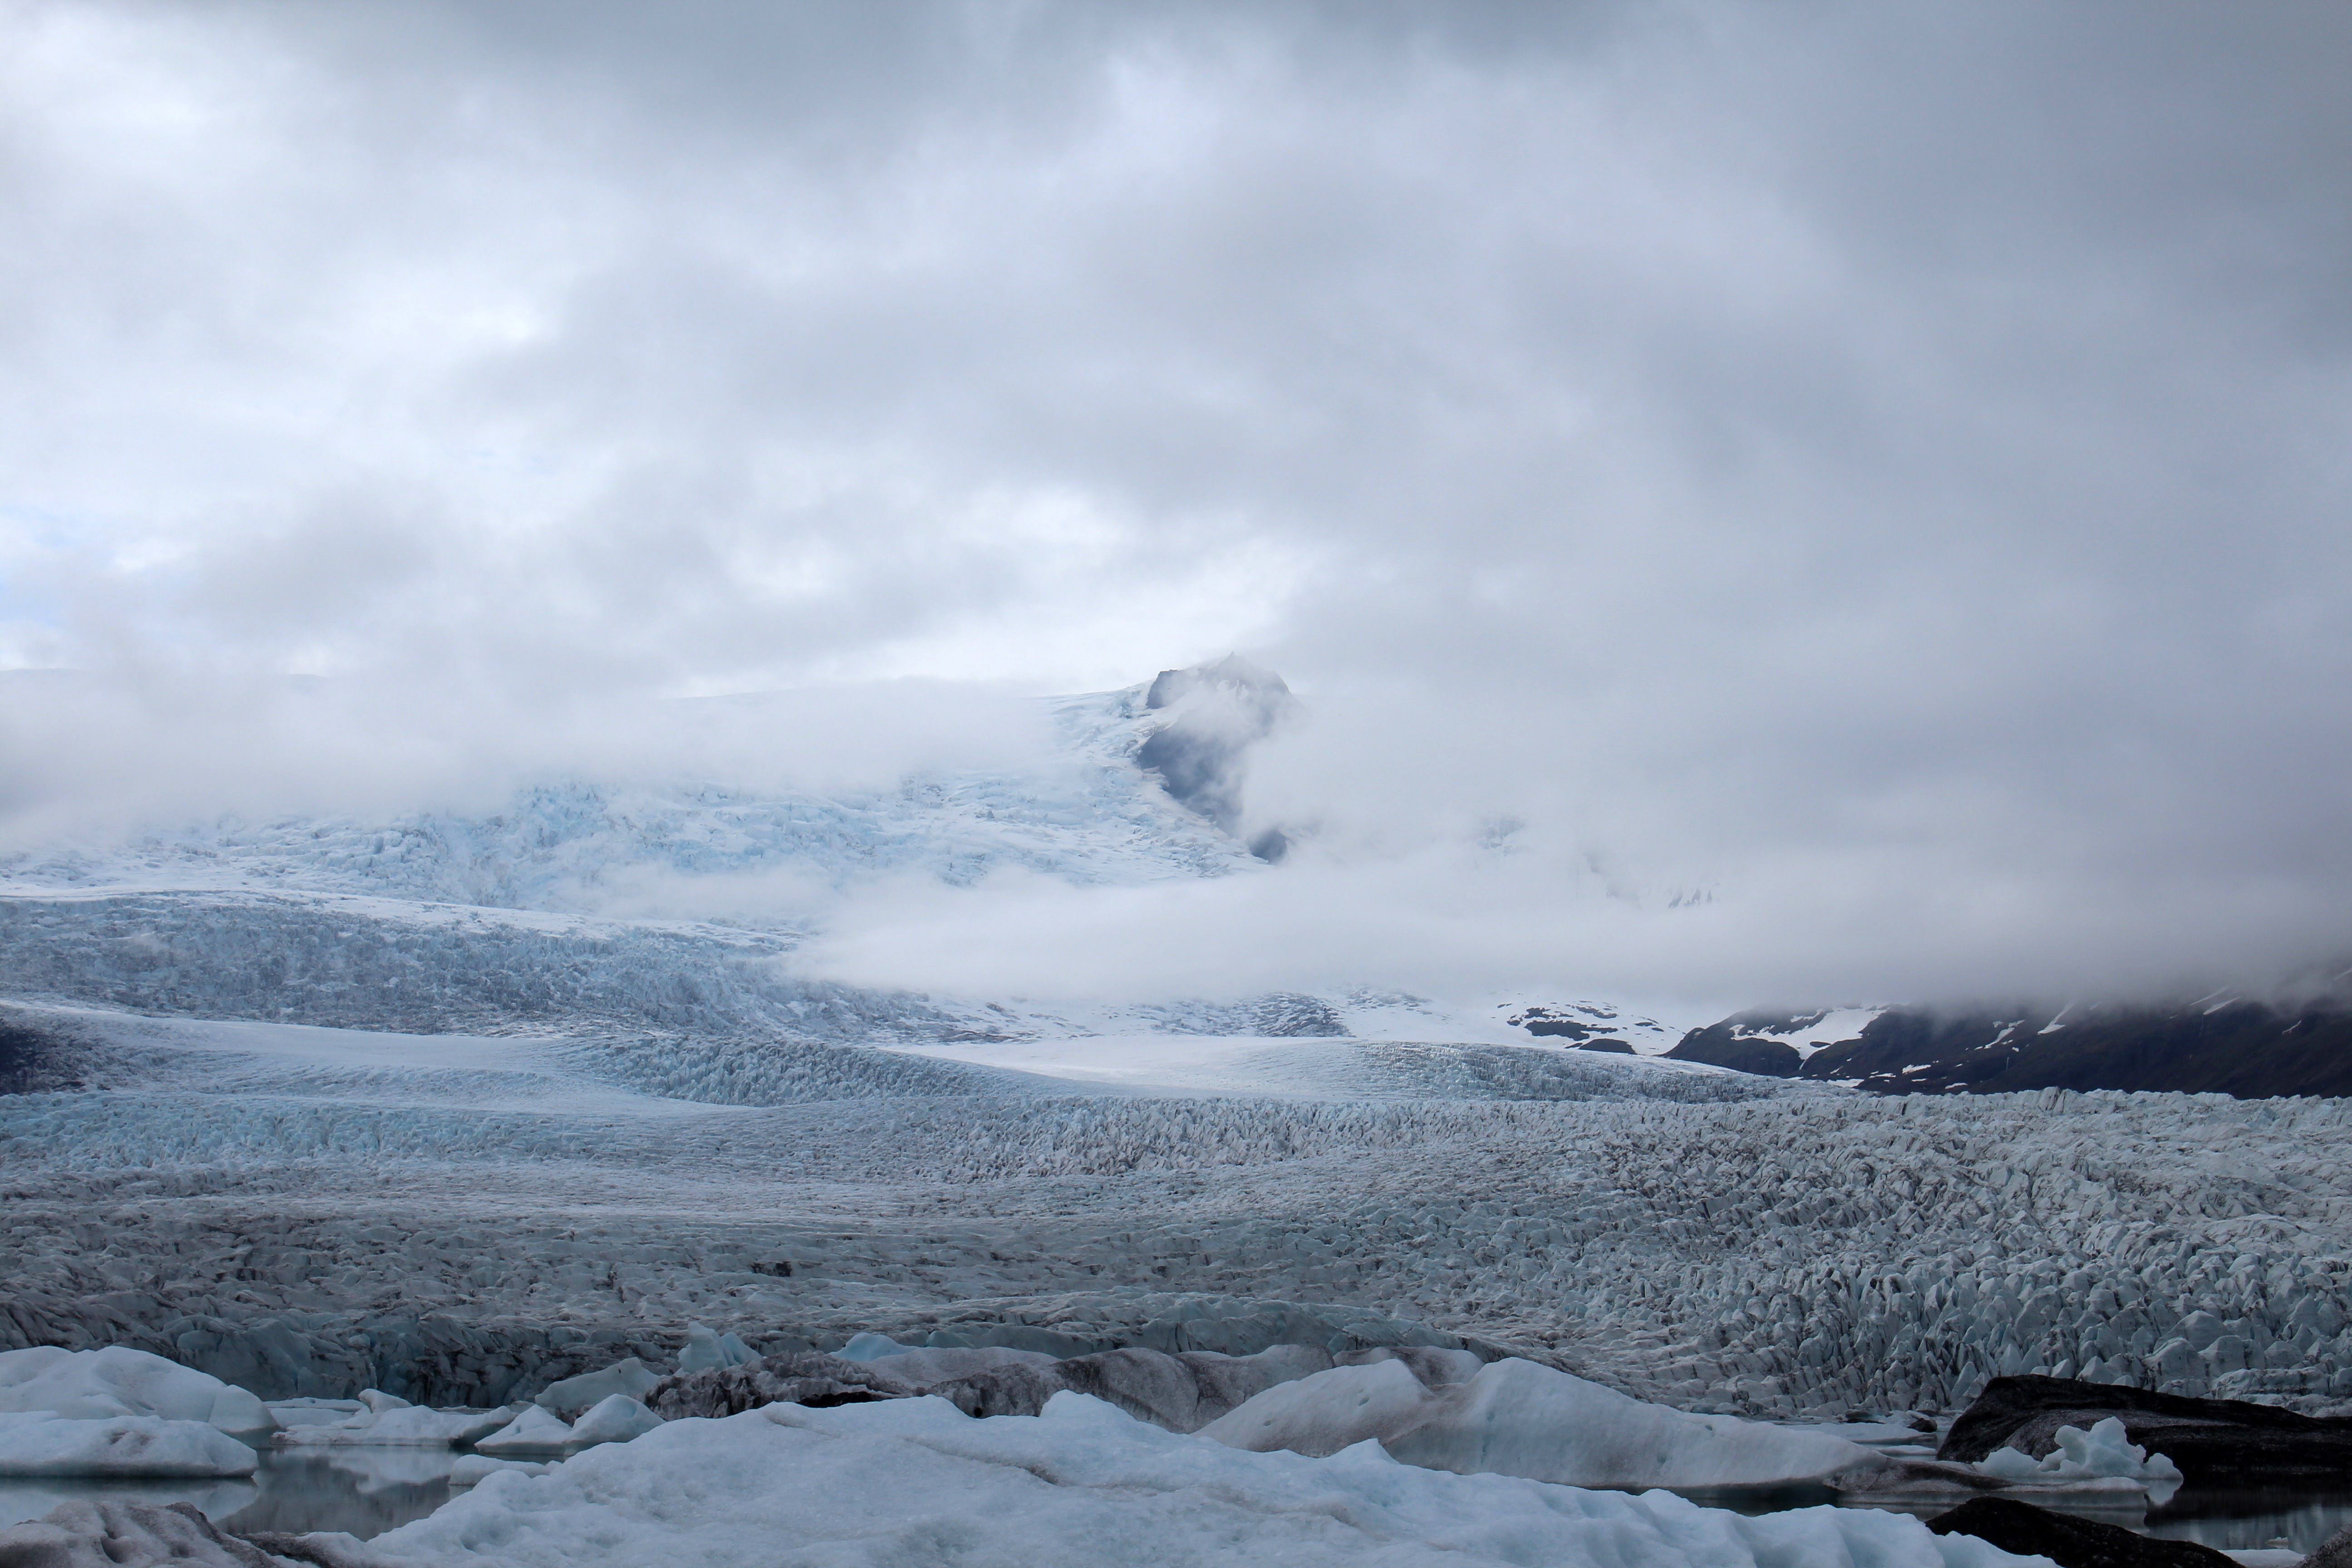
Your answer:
[4,0,2350,1006]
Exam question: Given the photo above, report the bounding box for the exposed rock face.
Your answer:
[1664,1014,1807,1077]
[1672,997,2352,1098]
[0,1501,289,1568]
[1137,656,1297,856]
[1925,1497,2234,1568]
[1939,1375,2352,1487]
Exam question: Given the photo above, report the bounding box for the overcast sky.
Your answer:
[4,1,2350,1009]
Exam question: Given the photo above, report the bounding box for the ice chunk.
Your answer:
[0,1414,260,1478]
[474,1405,576,1454]
[676,1323,760,1376]
[567,1395,662,1448]
[534,1358,659,1419]
[1203,1357,1878,1488]
[1973,1417,2184,1505]
[275,1405,516,1447]
[449,1454,551,1486]
[356,1392,2041,1568]
[0,1348,274,1436]
[1192,1358,1433,1455]
[833,1332,909,1364]
[266,1398,368,1429]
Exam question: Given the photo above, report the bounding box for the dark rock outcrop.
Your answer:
[1137,656,1297,856]
[1940,1375,2352,1488]
[1926,1497,2234,1568]
[1672,993,2352,1098]
[1664,1013,1808,1077]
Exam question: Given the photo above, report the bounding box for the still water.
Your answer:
[0,1444,457,1540]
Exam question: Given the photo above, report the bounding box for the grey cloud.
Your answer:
[2,0,2348,1004]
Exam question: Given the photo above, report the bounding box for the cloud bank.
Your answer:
[4,0,2349,1007]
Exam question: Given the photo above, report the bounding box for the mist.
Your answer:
[4,0,2349,1011]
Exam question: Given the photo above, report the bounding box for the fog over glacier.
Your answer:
[13,12,2352,1564]
[5,0,2351,1010]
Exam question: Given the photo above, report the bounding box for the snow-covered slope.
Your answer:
[0,685,1257,913]
[0,671,1696,1061]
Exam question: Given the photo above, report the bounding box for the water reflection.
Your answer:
[2143,1490,2352,1556]
[0,1476,258,1531]
[0,1446,456,1540]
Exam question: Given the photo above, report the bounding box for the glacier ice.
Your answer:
[8,1070,2352,1421]
[675,1324,757,1375]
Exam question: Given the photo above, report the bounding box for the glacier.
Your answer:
[5,667,2352,1561]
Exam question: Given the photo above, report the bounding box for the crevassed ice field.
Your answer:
[5,677,2350,1563]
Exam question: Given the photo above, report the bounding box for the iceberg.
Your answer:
[449,1453,551,1486]
[532,1358,659,1419]
[675,1323,760,1375]
[0,1412,259,1478]
[0,1499,279,1566]
[0,1347,273,1436]
[1973,1416,2184,1505]
[274,1402,517,1447]
[565,1395,662,1447]
[473,1404,578,1454]
[1200,1356,1881,1489]
[352,1392,2040,1568]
